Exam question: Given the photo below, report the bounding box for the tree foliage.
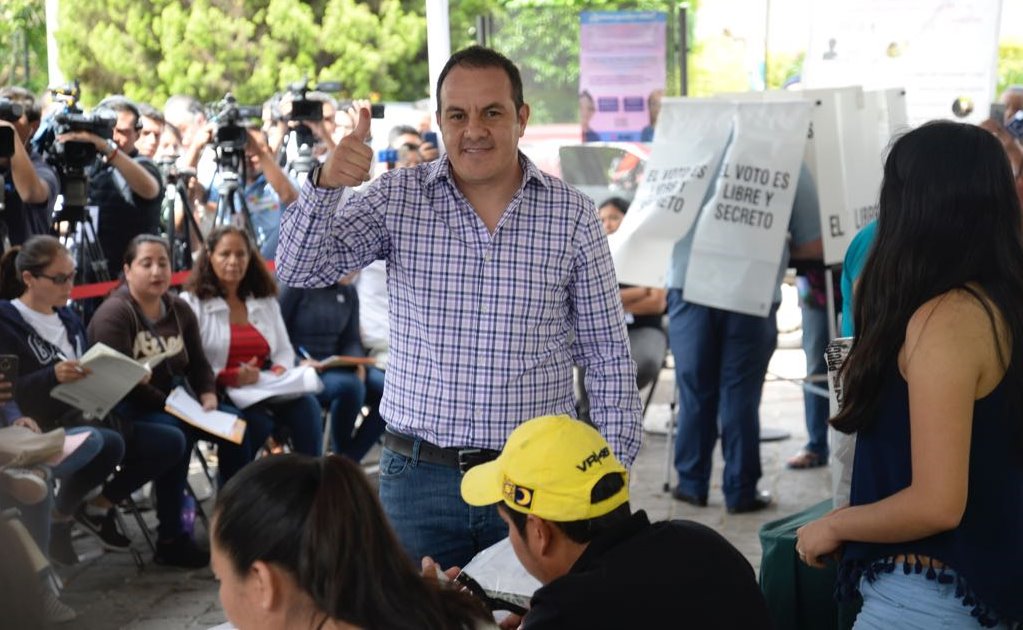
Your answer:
[54,0,426,108]
[4,0,1023,121]
[0,0,48,93]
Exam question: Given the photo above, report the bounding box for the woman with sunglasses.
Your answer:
[0,235,126,564]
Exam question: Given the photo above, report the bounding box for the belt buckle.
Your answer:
[457,448,489,474]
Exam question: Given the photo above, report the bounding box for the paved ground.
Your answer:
[51,346,831,629]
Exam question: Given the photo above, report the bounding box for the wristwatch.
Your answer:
[310,164,325,188]
[103,138,118,160]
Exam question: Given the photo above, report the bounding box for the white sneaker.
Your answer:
[41,588,77,623]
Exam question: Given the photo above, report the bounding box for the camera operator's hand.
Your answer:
[249,128,298,205]
[57,129,160,200]
[306,119,337,152]
[419,141,440,162]
[56,129,108,154]
[318,107,373,189]
[0,119,50,204]
[184,123,216,170]
[265,120,287,155]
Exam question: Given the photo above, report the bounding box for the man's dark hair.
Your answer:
[436,46,524,113]
[137,103,165,126]
[388,124,420,146]
[97,95,142,130]
[500,472,630,544]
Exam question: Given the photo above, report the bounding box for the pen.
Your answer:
[58,352,85,374]
[298,346,313,361]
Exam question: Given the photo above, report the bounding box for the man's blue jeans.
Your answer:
[378,440,506,570]
[668,290,777,508]
[800,302,830,461]
[318,367,385,462]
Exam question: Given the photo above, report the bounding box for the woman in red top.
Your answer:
[182,226,322,456]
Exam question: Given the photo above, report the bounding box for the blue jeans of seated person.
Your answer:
[103,409,189,541]
[318,366,385,462]
[668,290,778,508]
[242,394,323,456]
[378,441,506,570]
[800,302,830,461]
[52,426,125,517]
[854,571,1012,629]
[217,402,272,485]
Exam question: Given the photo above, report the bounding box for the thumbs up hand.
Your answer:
[318,104,374,189]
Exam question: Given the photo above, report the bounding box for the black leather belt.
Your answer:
[383,432,500,474]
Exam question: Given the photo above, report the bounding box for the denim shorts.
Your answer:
[853,570,1011,629]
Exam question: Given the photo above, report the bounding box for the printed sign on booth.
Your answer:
[684,101,812,317]
[607,100,734,287]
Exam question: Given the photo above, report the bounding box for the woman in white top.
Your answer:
[181,225,322,455]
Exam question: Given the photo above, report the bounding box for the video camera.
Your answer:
[210,93,261,154]
[38,82,116,211]
[280,79,342,150]
[0,98,24,159]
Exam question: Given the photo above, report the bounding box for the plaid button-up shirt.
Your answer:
[277,154,641,465]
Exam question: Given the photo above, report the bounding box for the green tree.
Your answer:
[54,0,427,109]
[997,40,1023,97]
[0,0,48,94]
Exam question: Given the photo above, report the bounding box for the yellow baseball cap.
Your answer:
[460,415,629,521]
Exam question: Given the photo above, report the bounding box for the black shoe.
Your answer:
[671,487,708,507]
[49,521,79,566]
[154,534,209,569]
[727,490,773,514]
[74,507,131,552]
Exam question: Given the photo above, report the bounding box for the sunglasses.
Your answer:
[33,271,76,285]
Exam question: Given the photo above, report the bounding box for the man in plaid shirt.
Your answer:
[277,46,642,569]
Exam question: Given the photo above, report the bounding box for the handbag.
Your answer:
[758,499,861,630]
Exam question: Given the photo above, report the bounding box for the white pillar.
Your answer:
[425,0,451,113]
[45,0,64,87]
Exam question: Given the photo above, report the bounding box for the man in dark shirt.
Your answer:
[57,96,161,277]
[459,415,772,629]
[0,86,59,250]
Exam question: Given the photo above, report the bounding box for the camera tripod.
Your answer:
[210,154,258,245]
[282,126,318,188]
[52,202,110,285]
[160,167,205,272]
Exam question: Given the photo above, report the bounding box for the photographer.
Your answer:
[189,125,297,260]
[57,96,161,278]
[0,87,59,249]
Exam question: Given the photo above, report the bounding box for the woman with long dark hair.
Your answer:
[211,454,494,630]
[797,121,1023,627]
[181,225,322,456]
